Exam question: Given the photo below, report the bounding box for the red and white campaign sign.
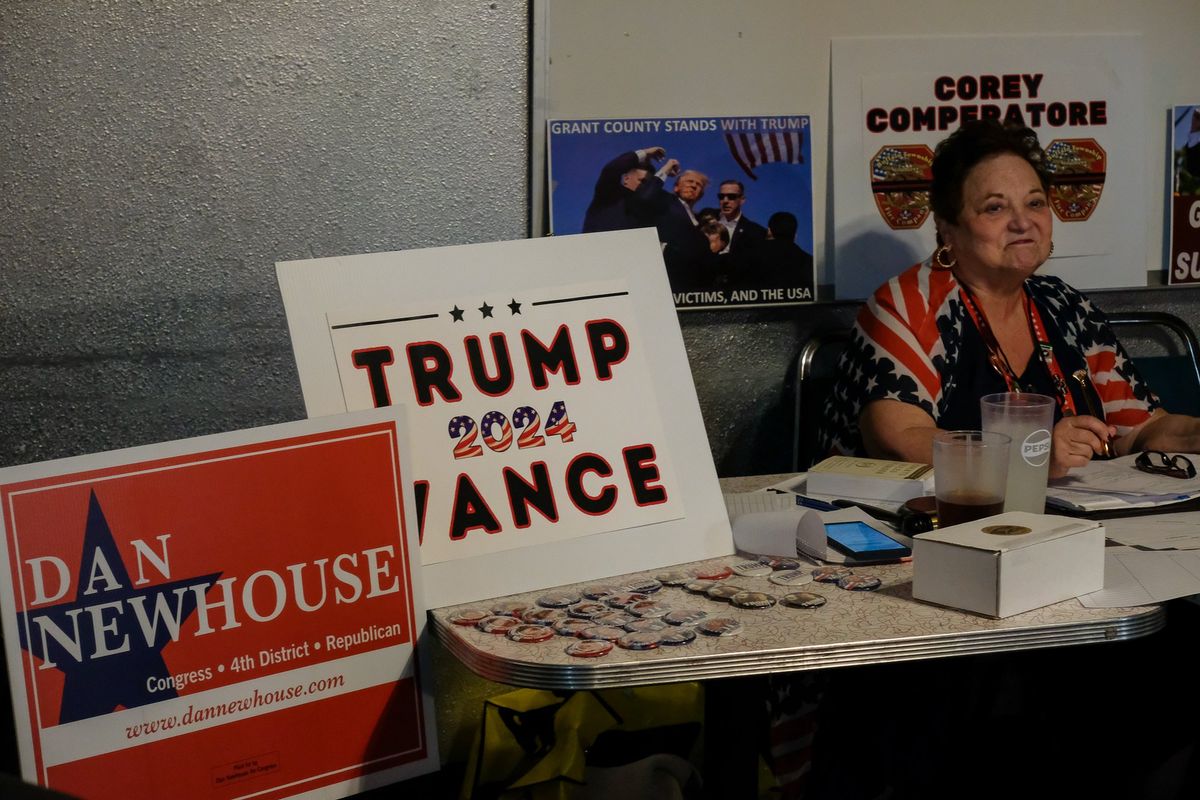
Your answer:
[0,409,436,799]
[277,230,733,608]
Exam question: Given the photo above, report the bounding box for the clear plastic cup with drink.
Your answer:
[981,393,1055,514]
[932,430,1011,528]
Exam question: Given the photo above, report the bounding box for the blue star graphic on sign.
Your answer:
[16,491,221,724]
[479,302,494,319]
[508,298,522,315]
[449,305,465,322]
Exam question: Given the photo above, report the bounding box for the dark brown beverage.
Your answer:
[936,490,1004,528]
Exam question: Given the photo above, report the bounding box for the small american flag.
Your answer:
[725,130,804,180]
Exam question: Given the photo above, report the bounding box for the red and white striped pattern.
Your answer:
[725,130,804,180]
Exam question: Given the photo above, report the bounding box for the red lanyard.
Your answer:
[958,284,1078,416]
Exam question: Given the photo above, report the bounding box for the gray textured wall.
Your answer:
[1,1,529,465]
[3,2,1200,483]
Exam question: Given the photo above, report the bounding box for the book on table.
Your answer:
[806,455,933,503]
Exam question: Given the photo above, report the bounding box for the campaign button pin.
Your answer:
[508,624,556,643]
[554,618,594,637]
[759,556,802,571]
[624,618,668,632]
[837,574,882,592]
[698,617,744,637]
[490,601,529,617]
[812,566,852,583]
[684,580,718,594]
[538,593,580,608]
[582,585,620,600]
[664,609,708,626]
[449,608,490,626]
[769,568,813,587]
[592,611,636,627]
[705,584,746,601]
[656,570,692,586]
[477,615,522,634]
[628,599,672,618]
[731,560,773,577]
[624,577,664,594]
[567,602,610,619]
[617,630,662,651]
[522,607,568,625]
[731,591,777,609]
[580,625,627,642]
[659,627,698,646]
[692,564,734,580]
[566,639,613,658]
[606,592,649,609]
[782,591,828,609]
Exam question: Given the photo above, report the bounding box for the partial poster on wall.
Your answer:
[0,408,436,800]
[547,115,815,309]
[1170,105,1200,286]
[831,34,1146,299]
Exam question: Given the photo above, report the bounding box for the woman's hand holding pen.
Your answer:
[1049,414,1116,478]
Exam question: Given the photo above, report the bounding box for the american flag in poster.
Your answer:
[725,129,805,180]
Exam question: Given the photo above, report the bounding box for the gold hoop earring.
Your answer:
[934,245,956,269]
[1049,242,1055,256]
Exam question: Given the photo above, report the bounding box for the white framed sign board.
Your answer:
[277,229,733,608]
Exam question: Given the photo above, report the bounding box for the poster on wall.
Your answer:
[831,34,1145,299]
[1169,105,1200,286]
[0,408,436,800]
[547,115,815,309]
[276,230,733,608]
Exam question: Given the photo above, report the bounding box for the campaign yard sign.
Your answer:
[276,229,733,608]
[0,408,436,800]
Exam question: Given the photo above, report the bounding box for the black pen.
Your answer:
[1071,369,1116,459]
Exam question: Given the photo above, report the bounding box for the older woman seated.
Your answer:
[819,119,1200,476]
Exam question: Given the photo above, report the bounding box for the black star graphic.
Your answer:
[449,305,465,322]
[508,298,522,315]
[479,302,494,319]
[17,491,220,724]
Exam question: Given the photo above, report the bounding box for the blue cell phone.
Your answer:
[825,521,911,561]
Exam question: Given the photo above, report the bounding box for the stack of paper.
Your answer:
[1046,454,1200,512]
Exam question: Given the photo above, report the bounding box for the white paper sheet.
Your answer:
[1078,547,1200,607]
[725,492,907,564]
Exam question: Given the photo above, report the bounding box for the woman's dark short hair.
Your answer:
[930,119,1051,225]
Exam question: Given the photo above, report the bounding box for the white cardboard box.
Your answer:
[912,511,1104,618]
